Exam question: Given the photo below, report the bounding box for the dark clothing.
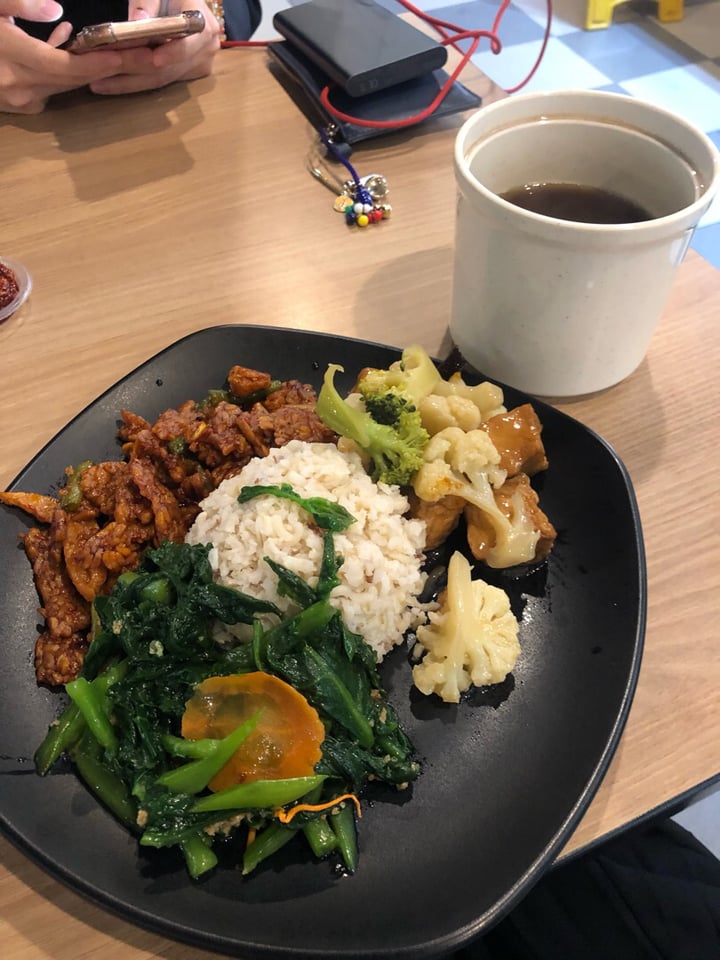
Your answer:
[224,0,261,43]
[458,819,720,960]
[17,0,261,42]
[18,0,127,40]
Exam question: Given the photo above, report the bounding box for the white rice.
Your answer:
[185,440,429,659]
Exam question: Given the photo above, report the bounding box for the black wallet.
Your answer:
[267,40,482,146]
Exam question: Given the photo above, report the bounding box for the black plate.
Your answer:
[0,326,646,959]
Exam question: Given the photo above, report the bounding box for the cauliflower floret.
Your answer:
[413,427,540,568]
[465,474,556,566]
[413,551,520,703]
[431,372,506,422]
[415,427,507,495]
[419,393,483,435]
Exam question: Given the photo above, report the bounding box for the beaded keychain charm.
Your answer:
[307,127,392,228]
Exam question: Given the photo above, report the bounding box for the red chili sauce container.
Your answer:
[0,257,32,323]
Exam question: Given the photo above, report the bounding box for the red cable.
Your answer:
[221,39,271,46]
[506,0,553,93]
[221,0,553,124]
[320,29,491,130]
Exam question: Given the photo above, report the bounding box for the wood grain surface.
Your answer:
[1,48,718,960]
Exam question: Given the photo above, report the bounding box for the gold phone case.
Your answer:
[67,11,205,53]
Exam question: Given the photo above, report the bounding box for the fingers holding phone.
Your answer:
[0,5,123,113]
[89,1,221,96]
[1,0,222,111]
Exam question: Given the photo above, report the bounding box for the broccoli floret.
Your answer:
[361,386,415,426]
[358,345,441,407]
[316,365,429,487]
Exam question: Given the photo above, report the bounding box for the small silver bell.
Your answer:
[361,174,389,202]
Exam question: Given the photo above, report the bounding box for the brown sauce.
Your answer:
[500,182,653,224]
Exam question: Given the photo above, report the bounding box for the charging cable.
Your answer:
[222,0,553,130]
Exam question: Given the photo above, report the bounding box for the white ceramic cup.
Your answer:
[449,90,720,397]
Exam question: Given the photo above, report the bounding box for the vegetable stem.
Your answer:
[180,832,218,879]
[303,818,338,859]
[34,702,84,776]
[192,775,326,813]
[330,801,359,873]
[70,734,137,830]
[156,711,262,794]
[283,782,337,859]
[35,662,127,774]
[242,821,295,876]
[161,734,222,760]
[65,676,117,752]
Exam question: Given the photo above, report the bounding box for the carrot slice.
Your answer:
[181,673,325,792]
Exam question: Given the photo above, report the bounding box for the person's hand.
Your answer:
[0,0,124,113]
[89,0,222,97]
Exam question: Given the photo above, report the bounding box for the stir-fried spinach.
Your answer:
[35,514,420,880]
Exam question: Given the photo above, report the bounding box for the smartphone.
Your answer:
[66,11,205,53]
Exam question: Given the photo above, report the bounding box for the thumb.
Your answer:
[0,0,63,20]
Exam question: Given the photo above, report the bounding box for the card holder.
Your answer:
[267,40,482,146]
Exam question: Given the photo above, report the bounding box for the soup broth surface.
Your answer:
[500,182,653,224]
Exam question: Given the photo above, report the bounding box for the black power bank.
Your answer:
[272,0,448,98]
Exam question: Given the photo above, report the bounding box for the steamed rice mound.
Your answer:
[186,440,429,660]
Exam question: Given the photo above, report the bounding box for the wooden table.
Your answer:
[1,49,718,960]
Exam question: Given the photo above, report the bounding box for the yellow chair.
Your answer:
[585,0,683,30]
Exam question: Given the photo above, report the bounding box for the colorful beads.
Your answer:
[334,185,391,229]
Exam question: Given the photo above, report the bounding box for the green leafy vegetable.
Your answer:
[36,535,419,880]
[237,483,356,532]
